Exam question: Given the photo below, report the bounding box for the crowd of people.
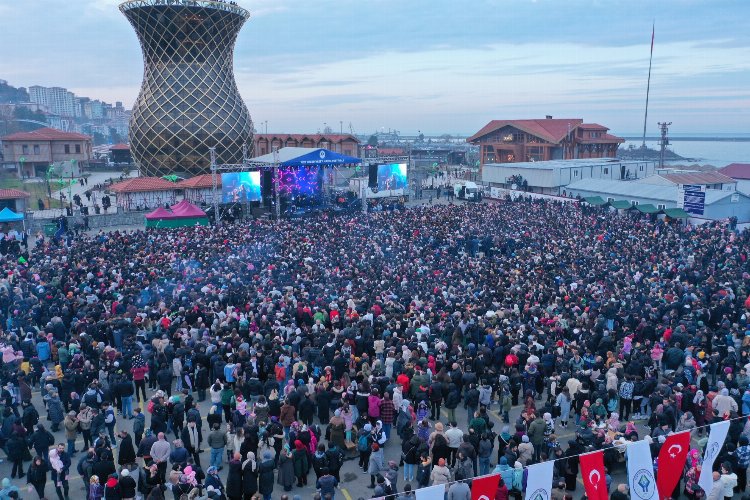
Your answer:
[0,198,747,500]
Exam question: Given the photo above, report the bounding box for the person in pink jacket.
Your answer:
[368,388,382,422]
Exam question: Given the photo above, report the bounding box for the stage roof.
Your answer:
[252,147,361,167]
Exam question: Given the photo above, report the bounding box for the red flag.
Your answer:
[580,450,608,500]
[472,473,500,500]
[657,431,691,499]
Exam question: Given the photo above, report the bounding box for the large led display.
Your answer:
[221,172,261,203]
[377,163,408,191]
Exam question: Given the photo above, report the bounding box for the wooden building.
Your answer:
[467,117,624,170]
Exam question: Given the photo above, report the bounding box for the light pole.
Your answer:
[264,121,268,134]
[340,121,343,135]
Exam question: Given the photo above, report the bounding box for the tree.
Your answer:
[418,133,425,142]
[367,134,378,146]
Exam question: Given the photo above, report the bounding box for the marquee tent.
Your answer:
[0,208,24,222]
[145,202,209,228]
[170,199,208,218]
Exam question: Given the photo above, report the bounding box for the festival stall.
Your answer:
[144,201,209,228]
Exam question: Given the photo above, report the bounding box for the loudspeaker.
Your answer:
[368,164,378,188]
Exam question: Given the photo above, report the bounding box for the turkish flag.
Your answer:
[657,431,691,499]
[580,450,608,500]
[472,473,500,500]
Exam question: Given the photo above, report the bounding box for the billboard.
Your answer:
[377,163,408,191]
[221,171,261,203]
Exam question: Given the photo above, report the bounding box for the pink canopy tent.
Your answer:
[145,207,177,220]
[170,199,207,218]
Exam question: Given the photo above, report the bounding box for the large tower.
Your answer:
[120,0,253,176]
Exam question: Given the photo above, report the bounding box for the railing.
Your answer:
[119,0,250,19]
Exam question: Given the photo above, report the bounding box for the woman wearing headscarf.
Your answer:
[291,439,309,487]
[225,452,243,500]
[242,451,258,500]
[327,410,346,450]
[276,445,294,492]
[693,390,707,435]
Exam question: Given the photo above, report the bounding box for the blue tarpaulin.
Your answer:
[0,208,24,222]
[252,147,361,168]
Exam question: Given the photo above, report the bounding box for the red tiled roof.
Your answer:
[661,171,736,185]
[579,123,609,130]
[109,177,177,194]
[110,143,130,151]
[0,189,30,200]
[719,163,750,180]
[577,133,625,144]
[177,174,221,189]
[254,133,360,143]
[467,119,584,144]
[1,127,91,142]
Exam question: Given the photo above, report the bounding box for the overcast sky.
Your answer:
[1,0,749,136]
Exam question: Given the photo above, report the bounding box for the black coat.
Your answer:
[6,435,26,461]
[119,475,137,498]
[226,460,243,499]
[242,460,258,495]
[117,433,137,466]
[257,459,275,496]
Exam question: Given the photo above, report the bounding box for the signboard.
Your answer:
[683,191,705,215]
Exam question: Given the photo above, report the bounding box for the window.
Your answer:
[607,197,614,203]
[574,170,579,177]
[75,144,81,154]
[64,144,70,154]
[33,145,40,155]
[631,200,639,206]
[640,165,644,171]
[657,204,666,210]
[603,168,609,175]
[22,145,28,155]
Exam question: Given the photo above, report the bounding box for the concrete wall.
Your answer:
[27,209,146,234]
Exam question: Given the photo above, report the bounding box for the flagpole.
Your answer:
[641,22,655,149]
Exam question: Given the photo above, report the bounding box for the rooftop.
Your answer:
[0,189,30,200]
[109,177,178,194]
[177,174,220,189]
[255,133,360,143]
[567,178,741,204]
[119,0,250,19]
[660,171,735,186]
[719,163,750,180]
[110,143,130,151]
[483,158,645,170]
[1,127,91,142]
[468,118,584,144]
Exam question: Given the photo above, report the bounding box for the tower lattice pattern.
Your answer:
[120,0,253,176]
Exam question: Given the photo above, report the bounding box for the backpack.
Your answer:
[147,400,155,414]
[357,433,369,452]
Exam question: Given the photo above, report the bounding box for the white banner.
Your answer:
[525,460,555,500]
[415,484,445,500]
[627,439,658,500]
[698,420,730,494]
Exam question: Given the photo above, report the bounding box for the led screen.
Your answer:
[221,172,261,203]
[377,163,408,190]
[278,166,321,196]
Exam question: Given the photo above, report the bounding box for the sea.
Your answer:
[620,133,750,167]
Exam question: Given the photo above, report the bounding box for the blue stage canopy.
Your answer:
[252,147,361,168]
